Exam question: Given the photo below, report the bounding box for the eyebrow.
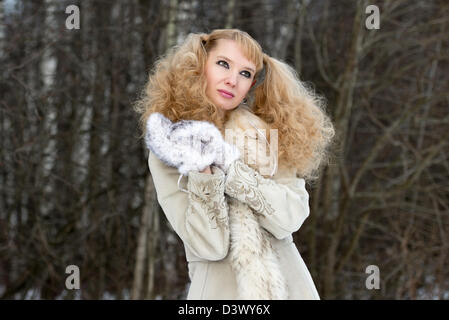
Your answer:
[216,55,255,73]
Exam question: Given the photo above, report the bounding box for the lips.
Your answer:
[218,89,234,98]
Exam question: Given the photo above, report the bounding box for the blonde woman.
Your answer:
[135,29,335,300]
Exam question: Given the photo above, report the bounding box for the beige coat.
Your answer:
[147,107,320,300]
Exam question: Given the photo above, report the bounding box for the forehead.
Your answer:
[208,39,256,69]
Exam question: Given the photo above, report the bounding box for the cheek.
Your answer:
[204,62,214,81]
[240,83,252,96]
[205,68,219,86]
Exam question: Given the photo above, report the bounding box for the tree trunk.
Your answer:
[322,0,366,299]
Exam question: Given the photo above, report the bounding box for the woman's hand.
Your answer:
[145,113,223,176]
[145,112,241,176]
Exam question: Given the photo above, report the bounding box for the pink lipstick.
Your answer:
[218,90,234,98]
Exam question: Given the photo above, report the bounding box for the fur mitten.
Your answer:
[145,112,240,175]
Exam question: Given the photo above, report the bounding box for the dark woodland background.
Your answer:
[1,0,448,299]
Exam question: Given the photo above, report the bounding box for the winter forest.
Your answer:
[1,0,448,299]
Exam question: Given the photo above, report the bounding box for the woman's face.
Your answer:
[204,39,256,114]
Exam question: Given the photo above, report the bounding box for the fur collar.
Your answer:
[225,105,296,179]
[224,105,289,299]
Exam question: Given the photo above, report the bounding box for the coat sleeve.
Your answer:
[224,159,310,240]
[148,151,230,261]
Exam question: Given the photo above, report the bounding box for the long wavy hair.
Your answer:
[134,29,335,181]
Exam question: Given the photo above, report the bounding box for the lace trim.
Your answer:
[225,160,275,216]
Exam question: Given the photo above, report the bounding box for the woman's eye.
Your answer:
[217,60,251,78]
[241,71,251,78]
[217,60,229,68]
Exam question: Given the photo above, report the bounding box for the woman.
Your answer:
[134,29,335,299]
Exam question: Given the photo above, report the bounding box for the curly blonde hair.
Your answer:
[134,29,335,182]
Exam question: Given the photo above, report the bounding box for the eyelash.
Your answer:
[217,60,252,78]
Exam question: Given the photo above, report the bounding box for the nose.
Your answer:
[225,72,238,87]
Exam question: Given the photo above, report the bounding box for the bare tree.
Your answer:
[1,0,447,300]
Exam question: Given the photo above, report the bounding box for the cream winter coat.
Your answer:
[147,106,320,300]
